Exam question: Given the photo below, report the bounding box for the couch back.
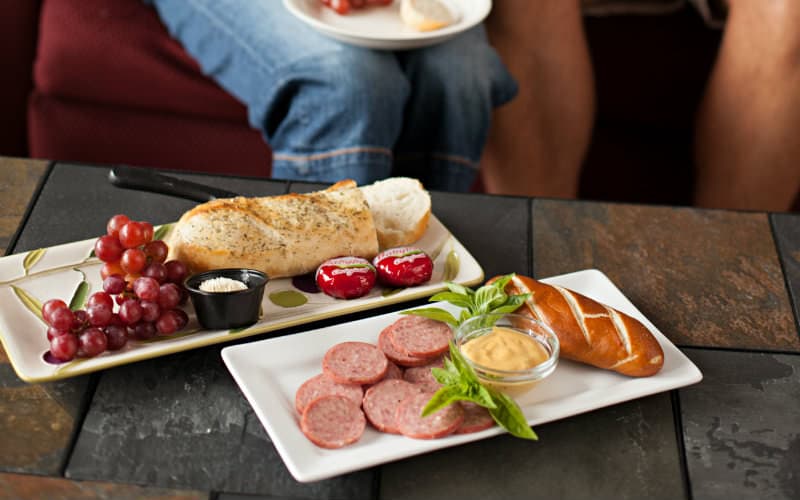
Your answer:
[0,0,41,157]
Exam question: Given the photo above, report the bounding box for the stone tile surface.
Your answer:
[680,348,800,500]
[532,200,798,351]
[771,213,800,343]
[65,346,375,499]
[0,365,91,475]
[380,393,683,500]
[431,192,530,280]
[13,163,287,251]
[0,472,208,500]
[0,157,47,255]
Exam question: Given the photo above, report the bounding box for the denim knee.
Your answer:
[267,49,411,183]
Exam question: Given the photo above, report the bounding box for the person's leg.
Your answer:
[147,0,409,184]
[481,0,594,197]
[392,26,518,192]
[693,0,800,211]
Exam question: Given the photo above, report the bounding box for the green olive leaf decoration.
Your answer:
[11,285,44,322]
[442,249,460,281]
[22,248,46,276]
[269,290,308,308]
[54,357,88,373]
[152,223,173,242]
[68,268,90,311]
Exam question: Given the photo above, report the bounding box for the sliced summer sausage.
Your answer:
[300,395,366,449]
[322,341,389,385]
[388,315,452,358]
[454,402,495,434]
[295,373,364,415]
[402,358,444,393]
[395,391,464,440]
[362,379,423,434]
[378,323,436,367]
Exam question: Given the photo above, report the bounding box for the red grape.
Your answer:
[119,221,147,249]
[71,309,88,331]
[103,274,126,295]
[79,327,108,357]
[121,248,147,274]
[142,262,168,284]
[140,221,154,243]
[139,300,160,322]
[118,299,143,325]
[107,214,131,238]
[157,283,181,310]
[94,235,124,263]
[49,307,75,331]
[130,321,156,340]
[143,240,168,263]
[42,299,68,325]
[50,334,79,361]
[104,325,128,351]
[133,277,160,301]
[87,291,114,310]
[101,261,125,281]
[47,326,70,341]
[86,303,113,327]
[155,310,181,335]
[172,308,189,330]
[165,260,188,284]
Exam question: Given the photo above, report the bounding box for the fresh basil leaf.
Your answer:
[428,291,474,309]
[431,366,460,386]
[443,281,473,298]
[491,293,530,313]
[401,308,459,327]
[448,341,481,385]
[488,389,538,440]
[421,386,466,416]
[491,273,516,291]
[464,383,497,409]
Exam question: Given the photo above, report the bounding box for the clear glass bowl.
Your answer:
[455,313,560,397]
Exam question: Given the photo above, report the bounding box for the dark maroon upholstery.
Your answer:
[28,0,271,177]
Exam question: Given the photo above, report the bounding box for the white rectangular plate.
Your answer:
[0,216,481,383]
[221,268,703,482]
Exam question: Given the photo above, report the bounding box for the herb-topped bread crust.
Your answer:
[168,180,379,279]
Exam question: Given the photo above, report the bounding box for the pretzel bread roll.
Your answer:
[489,275,664,377]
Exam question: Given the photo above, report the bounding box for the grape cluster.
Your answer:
[45,214,190,362]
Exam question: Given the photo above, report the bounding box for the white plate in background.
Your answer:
[282,0,492,50]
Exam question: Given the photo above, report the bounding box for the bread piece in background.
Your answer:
[400,0,459,31]
[360,177,431,249]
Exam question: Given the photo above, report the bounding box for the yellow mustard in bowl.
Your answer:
[461,326,550,372]
[456,313,559,397]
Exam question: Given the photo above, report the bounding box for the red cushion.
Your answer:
[34,0,246,121]
[0,0,41,156]
[29,91,271,177]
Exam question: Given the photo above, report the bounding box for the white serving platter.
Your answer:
[0,215,481,383]
[221,268,703,482]
[283,0,492,50]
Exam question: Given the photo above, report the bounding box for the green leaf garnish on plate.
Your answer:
[11,285,44,322]
[406,273,538,440]
[22,248,46,275]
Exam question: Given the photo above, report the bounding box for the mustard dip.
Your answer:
[461,326,549,371]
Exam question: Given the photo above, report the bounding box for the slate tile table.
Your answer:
[1,157,798,500]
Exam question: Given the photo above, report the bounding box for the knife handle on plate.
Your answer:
[108,165,240,203]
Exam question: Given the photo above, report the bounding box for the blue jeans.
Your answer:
[146,0,517,191]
